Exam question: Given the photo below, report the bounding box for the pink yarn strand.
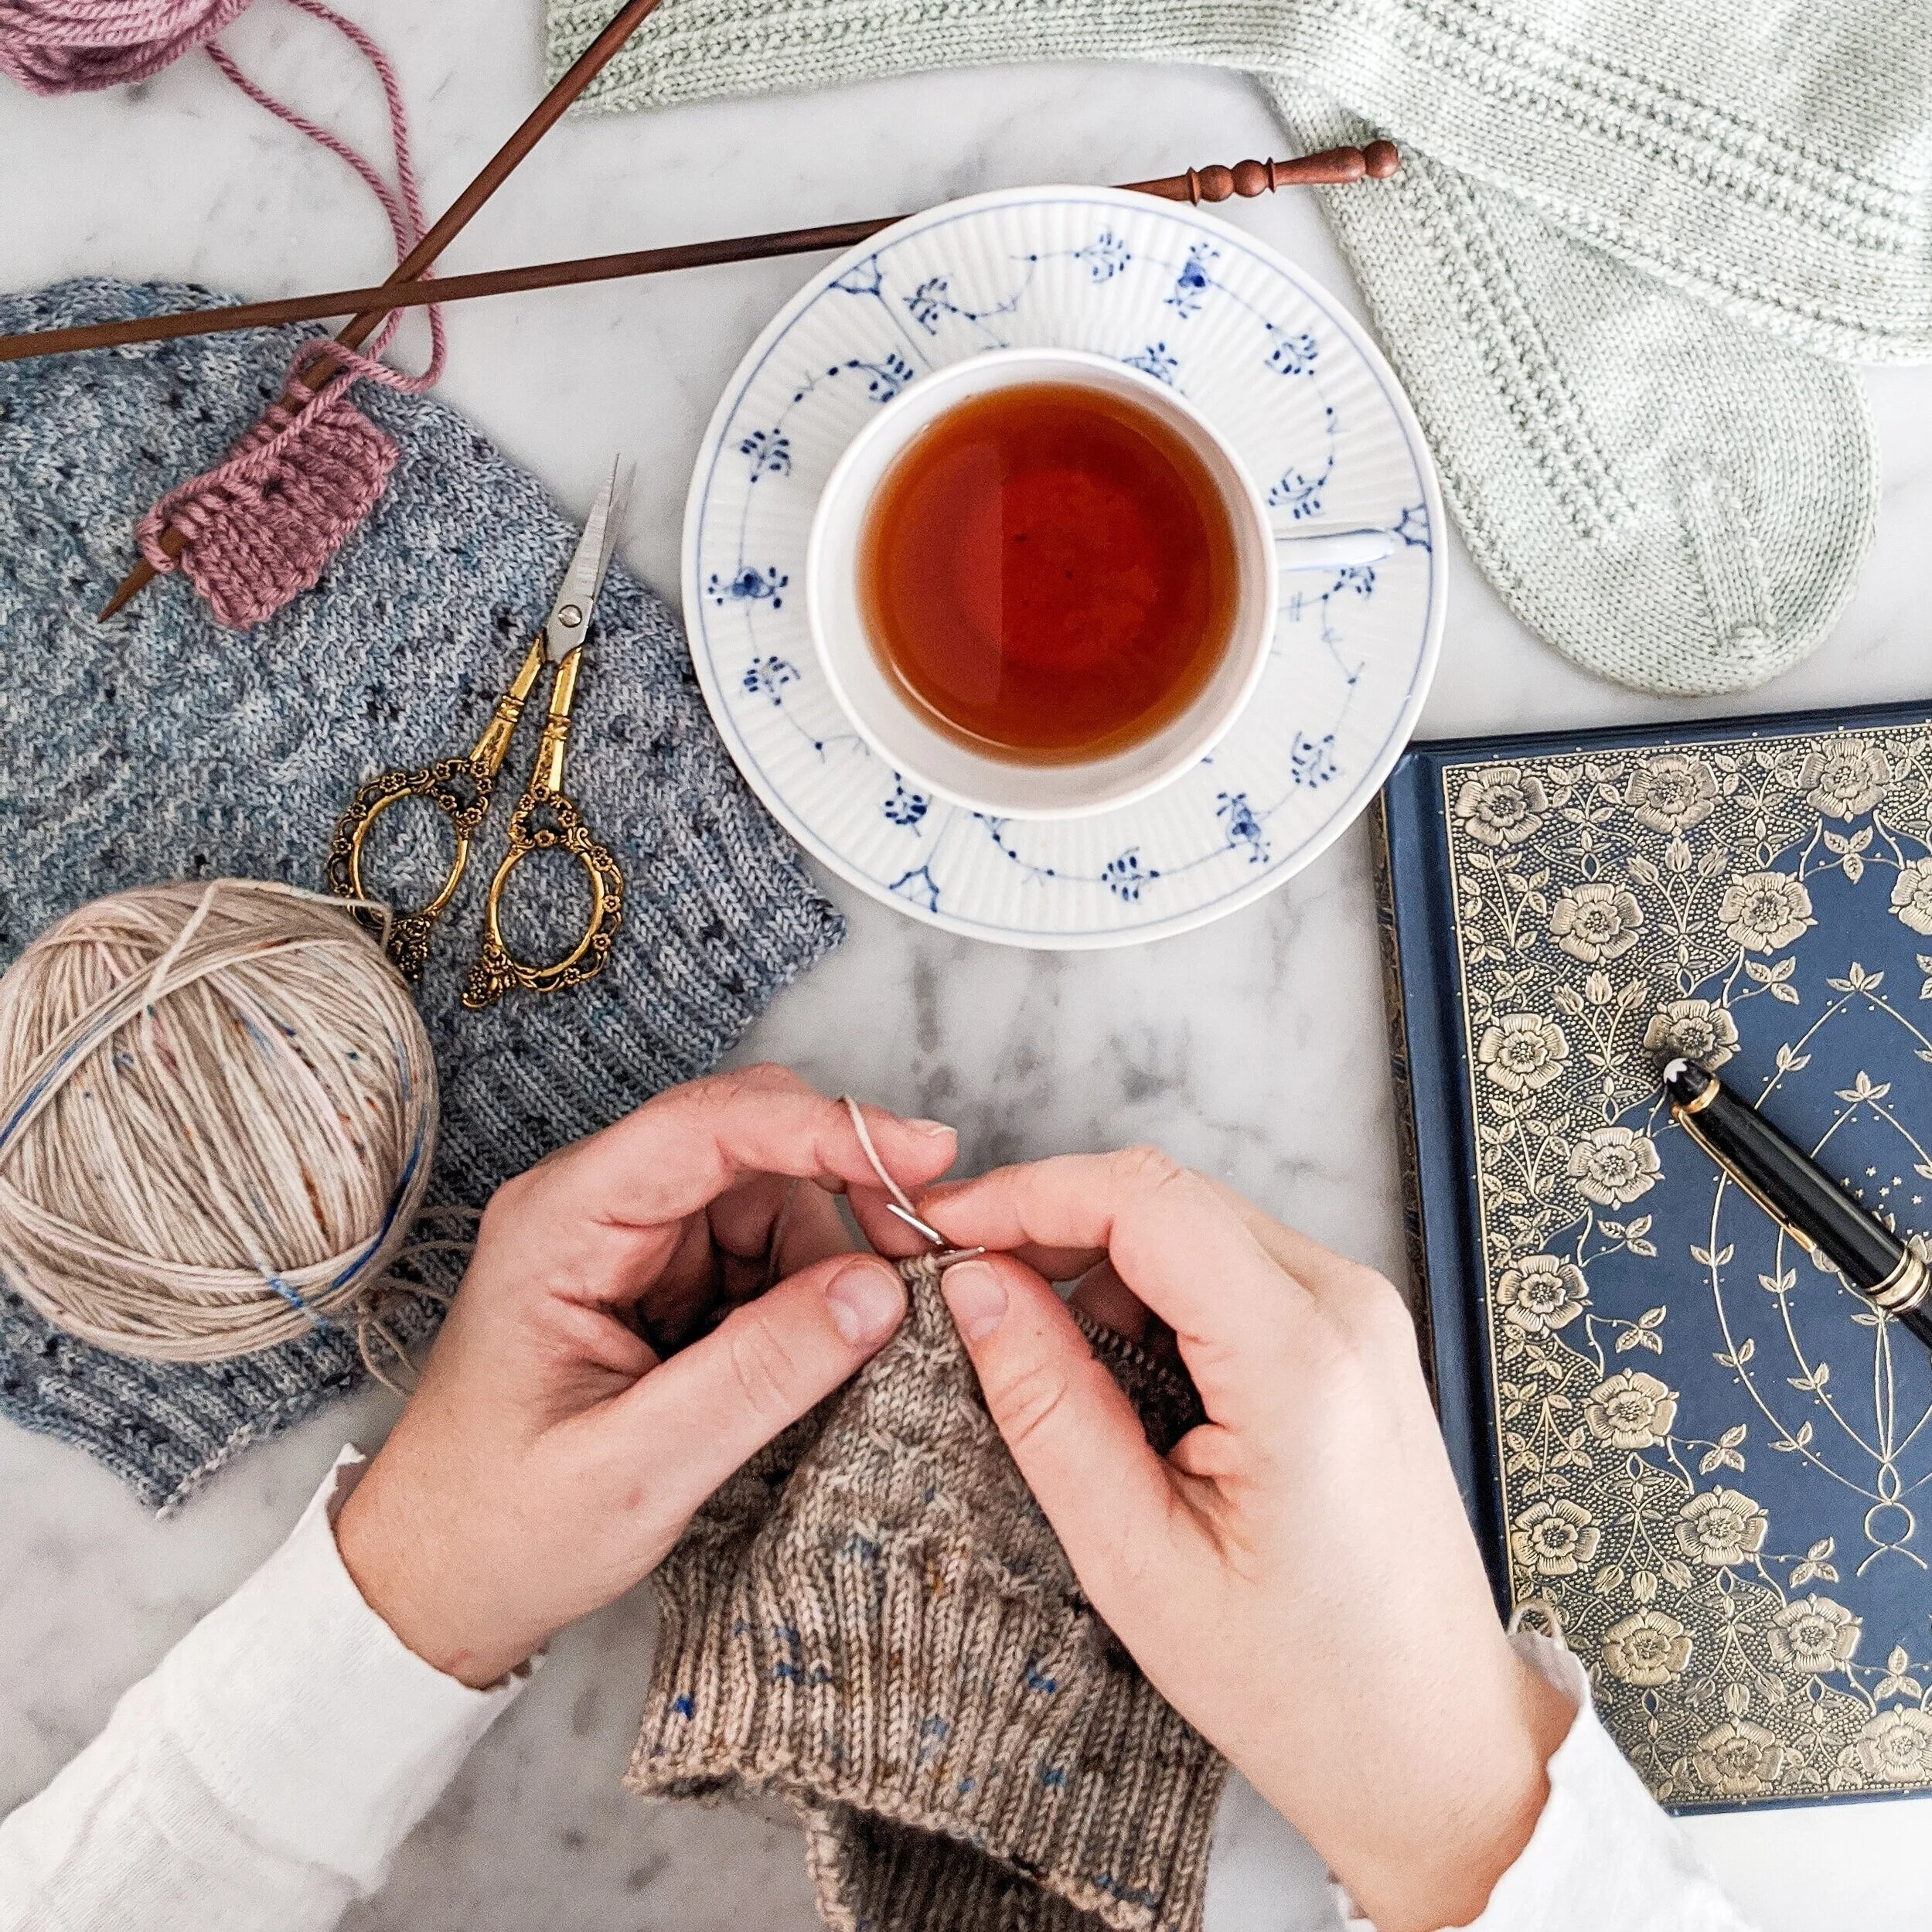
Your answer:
[0,0,450,625]
[201,0,445,385]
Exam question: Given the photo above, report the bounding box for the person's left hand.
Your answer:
[334,1065,956,1687]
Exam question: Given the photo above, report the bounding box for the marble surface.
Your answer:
[2,6,1931,1927]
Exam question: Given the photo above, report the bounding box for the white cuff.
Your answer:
[1337,1633,1756,1932]
[143,1444,531,1893]
[0,1445,531,1932]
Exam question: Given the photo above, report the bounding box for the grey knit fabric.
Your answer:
[0,277,844,1511]
[631,1259,1225,1932]
[543,0,1905,697]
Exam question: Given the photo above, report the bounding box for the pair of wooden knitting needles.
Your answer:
[2,0,1402,620]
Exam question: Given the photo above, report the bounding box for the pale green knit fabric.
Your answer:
[544,0,1931,697]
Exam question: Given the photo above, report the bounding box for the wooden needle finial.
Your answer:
[1122,142,1401,204]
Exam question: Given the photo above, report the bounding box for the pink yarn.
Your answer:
[0,0,444,629]
[0,0,254,94]
[136,342,402,629]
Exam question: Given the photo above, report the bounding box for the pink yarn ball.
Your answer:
[0,0,256,95]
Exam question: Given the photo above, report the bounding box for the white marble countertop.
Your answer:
[2,6,1930,1928]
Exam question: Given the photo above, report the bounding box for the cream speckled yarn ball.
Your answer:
[0,879,437,1363]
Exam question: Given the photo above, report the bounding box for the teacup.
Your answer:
[808,347,1387,820]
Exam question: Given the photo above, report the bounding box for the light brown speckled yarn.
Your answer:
[629,1255,1225,1932]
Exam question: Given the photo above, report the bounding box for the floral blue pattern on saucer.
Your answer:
[683,186,1446,948]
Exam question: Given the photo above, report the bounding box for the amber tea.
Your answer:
[856,380,1241,765]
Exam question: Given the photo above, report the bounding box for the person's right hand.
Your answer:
[898,1151,1576,1932]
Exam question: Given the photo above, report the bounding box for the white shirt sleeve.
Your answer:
[0,1446,527,1932]
[1336,1631,1758,1932]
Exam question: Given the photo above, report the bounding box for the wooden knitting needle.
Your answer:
[12,145,1399,370]
[96,0,669,622]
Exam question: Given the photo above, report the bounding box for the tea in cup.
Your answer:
[809,348,1375,819]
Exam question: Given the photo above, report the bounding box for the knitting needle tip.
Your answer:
[97,560,155,622]
[884,1200,950,1248]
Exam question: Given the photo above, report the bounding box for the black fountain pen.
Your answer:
[1663,1058,1932,1352]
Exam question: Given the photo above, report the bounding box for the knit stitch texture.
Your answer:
[544,0,1903,697]
[630,1259,1225,1932]
[0,277,845,1511]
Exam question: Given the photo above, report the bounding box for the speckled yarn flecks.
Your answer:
[0,277,846,1511]
[632,1262,1226,1932]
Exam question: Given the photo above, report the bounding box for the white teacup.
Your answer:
[808,347,1389,820]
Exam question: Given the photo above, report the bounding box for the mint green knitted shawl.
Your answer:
[546,0,1930,696]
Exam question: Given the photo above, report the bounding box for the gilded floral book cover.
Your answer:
[1374,700,1932,1813]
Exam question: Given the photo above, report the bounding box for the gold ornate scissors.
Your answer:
[326,461,631,1010]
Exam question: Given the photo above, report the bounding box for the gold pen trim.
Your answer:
[1869,1249,1930,1314]
[1678,1079,1719,1117]
[1673,1096,1929,1311]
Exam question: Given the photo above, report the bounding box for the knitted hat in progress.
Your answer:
[0,278,845,1511]
[545,0,1904,697]
[631,1259,1226,1932]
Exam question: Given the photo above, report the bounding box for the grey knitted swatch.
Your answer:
[544,0,1900,697]
[0,277,844,1512]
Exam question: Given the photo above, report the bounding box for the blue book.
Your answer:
[1374,699,1932,1812]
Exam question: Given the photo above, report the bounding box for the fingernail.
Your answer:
[942,1259,1007,1343]
[825,1256,907,1348]
[906,1116,956,1138]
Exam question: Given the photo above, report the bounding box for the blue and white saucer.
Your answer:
[683,186,1445,949]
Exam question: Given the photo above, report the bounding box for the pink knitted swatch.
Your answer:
[135,342,401,629]
[0,0,444,630]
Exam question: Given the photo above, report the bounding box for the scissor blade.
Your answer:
[599,458,636,586]
[544,457,629,660]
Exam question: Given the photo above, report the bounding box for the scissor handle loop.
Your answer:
[462,782,625,1010]
[324,756,495,982]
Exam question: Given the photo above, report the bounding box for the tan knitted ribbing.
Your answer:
[798,1800,1107,1932]
[629,1261,1225,1932]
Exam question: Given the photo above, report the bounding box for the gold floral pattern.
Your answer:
[1675,1488,1770,1566]
[1586,1371,1678,1450]
[1889,857,1932,935]
[1854,1708,1932,1783]
[1802,740,1892,821]
[1549,882,1644,963]
[1497,1254,1588,1334]
[1768,1596,1861,1675]
[1602,1609,1694,1687]
[1718,871,1814,953]
[1455,768,1549,847]
[1642,997,1739,1069]
[1510,1498,1601,1576]
[1438,727,1932,1808]
[1624,755,1719,834]
[1692,1720,1786,1797]
[1566,1126,1661,1207]
[1477,1013,1570,1093]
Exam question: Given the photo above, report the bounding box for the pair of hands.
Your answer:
[335,1067,1571,1932]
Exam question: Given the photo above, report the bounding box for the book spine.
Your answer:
[1365,789,1438,1407]
[1373,752,1510,1613]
